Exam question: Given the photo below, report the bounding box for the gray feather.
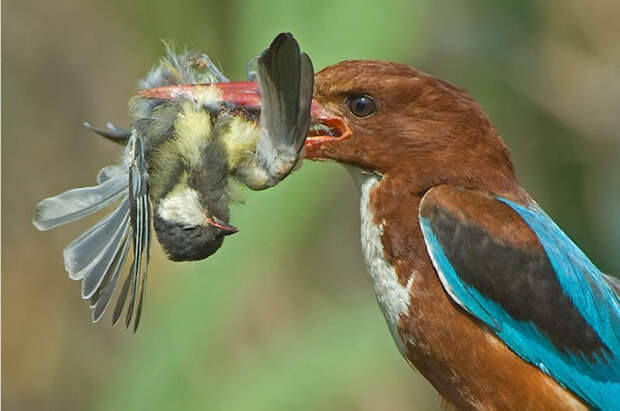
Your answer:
[257,33,302,145]
[97,165,127,184]
[255,33,313,182]
[62,198,129,279]
[289,52,313,153]
[133,196,151,332]
[33,175,127,231]
[200,54,229,83]
[125,189,145,329]
[246,56,258,81]
[91,230,131,322]
[139,44,226,89]
[81,210,131,299]
[112,265,133,326]
[106,122,132,136]
[88,224,131,308]
[83,121,131,144]
[126,194,149,331]
[112,134,151,331]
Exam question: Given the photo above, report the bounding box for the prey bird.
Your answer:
[163,60,620,409]
[33,33,313,331]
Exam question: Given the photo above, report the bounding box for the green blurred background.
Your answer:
[3,1,620,410]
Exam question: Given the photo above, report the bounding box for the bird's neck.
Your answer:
[350,168,410,355]
[348,166,432,276]
[347,166,425,359]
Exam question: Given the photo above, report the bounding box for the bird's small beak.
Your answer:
[206,216,238,235]
[136,81,350,160]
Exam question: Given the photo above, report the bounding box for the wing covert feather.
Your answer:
[419,185,619,409]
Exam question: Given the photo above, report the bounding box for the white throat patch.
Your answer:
[349,167,412,355]
[157,186,205,227]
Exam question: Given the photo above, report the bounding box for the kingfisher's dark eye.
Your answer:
[348,95,376,118]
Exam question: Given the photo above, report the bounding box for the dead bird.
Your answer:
[33,33,313,331]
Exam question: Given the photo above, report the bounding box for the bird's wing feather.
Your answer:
[257,32,302,149]
[83,121,131,144]
[418,185,619,409]
[33,174,127,231]
[90,226,131,322]
[63,197,130,281]
[112,134,151,332]
[255,32,313,181]
[80,208,131,299]
[291,52,314,153]
[97,164,128,184]
[36,129,152,330]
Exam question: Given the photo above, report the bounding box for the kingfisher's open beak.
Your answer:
[304,104,351,160]
[136,81,351,160]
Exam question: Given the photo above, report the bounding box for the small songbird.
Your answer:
[173,60,619,408]
[33,33,313,330]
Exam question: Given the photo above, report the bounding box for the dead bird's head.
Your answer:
[141,95,242,261]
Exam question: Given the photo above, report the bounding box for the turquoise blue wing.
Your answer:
[418,185,619,410]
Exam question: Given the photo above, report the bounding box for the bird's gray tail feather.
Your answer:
[33,132,151,331]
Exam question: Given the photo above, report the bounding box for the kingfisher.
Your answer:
[140,59,619,409]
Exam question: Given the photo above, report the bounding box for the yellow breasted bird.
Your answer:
[33,33,313,331]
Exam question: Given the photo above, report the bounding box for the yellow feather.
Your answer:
[220,116,260,169]
[174,101,213,167]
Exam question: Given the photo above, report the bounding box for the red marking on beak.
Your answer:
[206,216,238,235]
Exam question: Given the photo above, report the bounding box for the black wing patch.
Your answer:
[425,200,609,360]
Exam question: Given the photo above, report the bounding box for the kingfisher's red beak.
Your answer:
[136,82,263,109]
[136,81,351,160]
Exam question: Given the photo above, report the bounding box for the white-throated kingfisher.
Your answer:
[143,59,620,409]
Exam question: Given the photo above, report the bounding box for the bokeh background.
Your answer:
[3,1,620,410]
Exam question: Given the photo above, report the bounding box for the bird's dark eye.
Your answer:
[348,95,376,118]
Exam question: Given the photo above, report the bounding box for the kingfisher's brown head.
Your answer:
[304,60,518,194]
